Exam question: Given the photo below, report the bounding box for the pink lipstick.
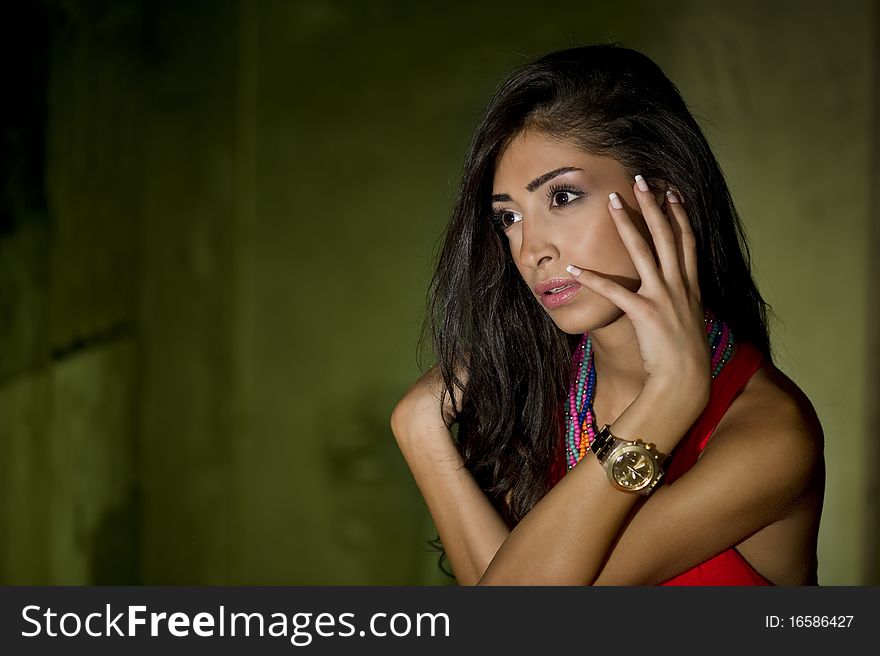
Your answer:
[534,277,581,309]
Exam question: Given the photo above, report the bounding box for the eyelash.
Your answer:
[546,183,585,207]
[490,184,586,230]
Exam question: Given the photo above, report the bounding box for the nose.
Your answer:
[517,212,558,270]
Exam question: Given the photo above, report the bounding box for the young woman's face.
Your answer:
[491,129,663,335]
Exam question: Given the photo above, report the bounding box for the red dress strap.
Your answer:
[663,341,765,484]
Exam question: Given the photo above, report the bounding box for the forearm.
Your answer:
[392,405,510,585]
[477,381,703,585]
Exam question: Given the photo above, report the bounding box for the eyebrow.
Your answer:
[491,166,582,202]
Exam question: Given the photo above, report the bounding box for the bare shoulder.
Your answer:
[704,359,825,497]
[697,360,825,584]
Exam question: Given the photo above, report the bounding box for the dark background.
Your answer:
[0,0,876,584]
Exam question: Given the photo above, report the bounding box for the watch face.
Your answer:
[611,448,657,491]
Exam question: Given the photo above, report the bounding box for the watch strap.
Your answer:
[590,424,618,462]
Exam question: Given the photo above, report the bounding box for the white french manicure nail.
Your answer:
[635,175,649,192]
[566,264,582,276]
[609,193,623,210]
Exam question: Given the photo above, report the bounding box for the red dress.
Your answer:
[548,341,773,586]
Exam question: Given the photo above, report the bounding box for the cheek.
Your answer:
[568,217,635,273]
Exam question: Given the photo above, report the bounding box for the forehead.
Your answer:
[492,130,623,192]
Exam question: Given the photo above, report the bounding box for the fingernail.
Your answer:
[566,264,582,276]
[635,175,649,192]
[665,189,680,204]
[609,192,623,210]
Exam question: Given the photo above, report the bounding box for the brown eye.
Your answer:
[491,208,523,230]
[547,184,586,208]
[552,191,577,207]
[500,210,521,227]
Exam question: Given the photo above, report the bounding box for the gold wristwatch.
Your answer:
[590,424,667,495]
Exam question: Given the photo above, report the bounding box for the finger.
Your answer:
[566,264,645,317]
[607,192,661,290]
[633,175,685,292]
[664,189,700,300]
[665,191,691,292]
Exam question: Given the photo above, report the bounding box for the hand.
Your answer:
[566,177,711,416]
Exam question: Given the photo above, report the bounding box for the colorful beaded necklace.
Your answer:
[564,312,735,470]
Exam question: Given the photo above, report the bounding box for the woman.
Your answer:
[390,44,824,586]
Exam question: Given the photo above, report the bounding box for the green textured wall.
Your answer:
[0,0,875,585]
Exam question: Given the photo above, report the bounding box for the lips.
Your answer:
[533,277,579,296]
[534,276,582,309]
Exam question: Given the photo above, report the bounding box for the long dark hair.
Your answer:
[419,43,771,578]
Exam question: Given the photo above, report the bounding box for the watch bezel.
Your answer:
[608,443,660,491]
[604,440,665,495]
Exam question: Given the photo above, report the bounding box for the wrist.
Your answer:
[612,381,707,455]
[642,370,710,422]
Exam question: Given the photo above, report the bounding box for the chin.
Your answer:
[547,302,624,336]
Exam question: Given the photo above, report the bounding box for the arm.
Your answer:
[390,366,510,585]
[392,362,820,587]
